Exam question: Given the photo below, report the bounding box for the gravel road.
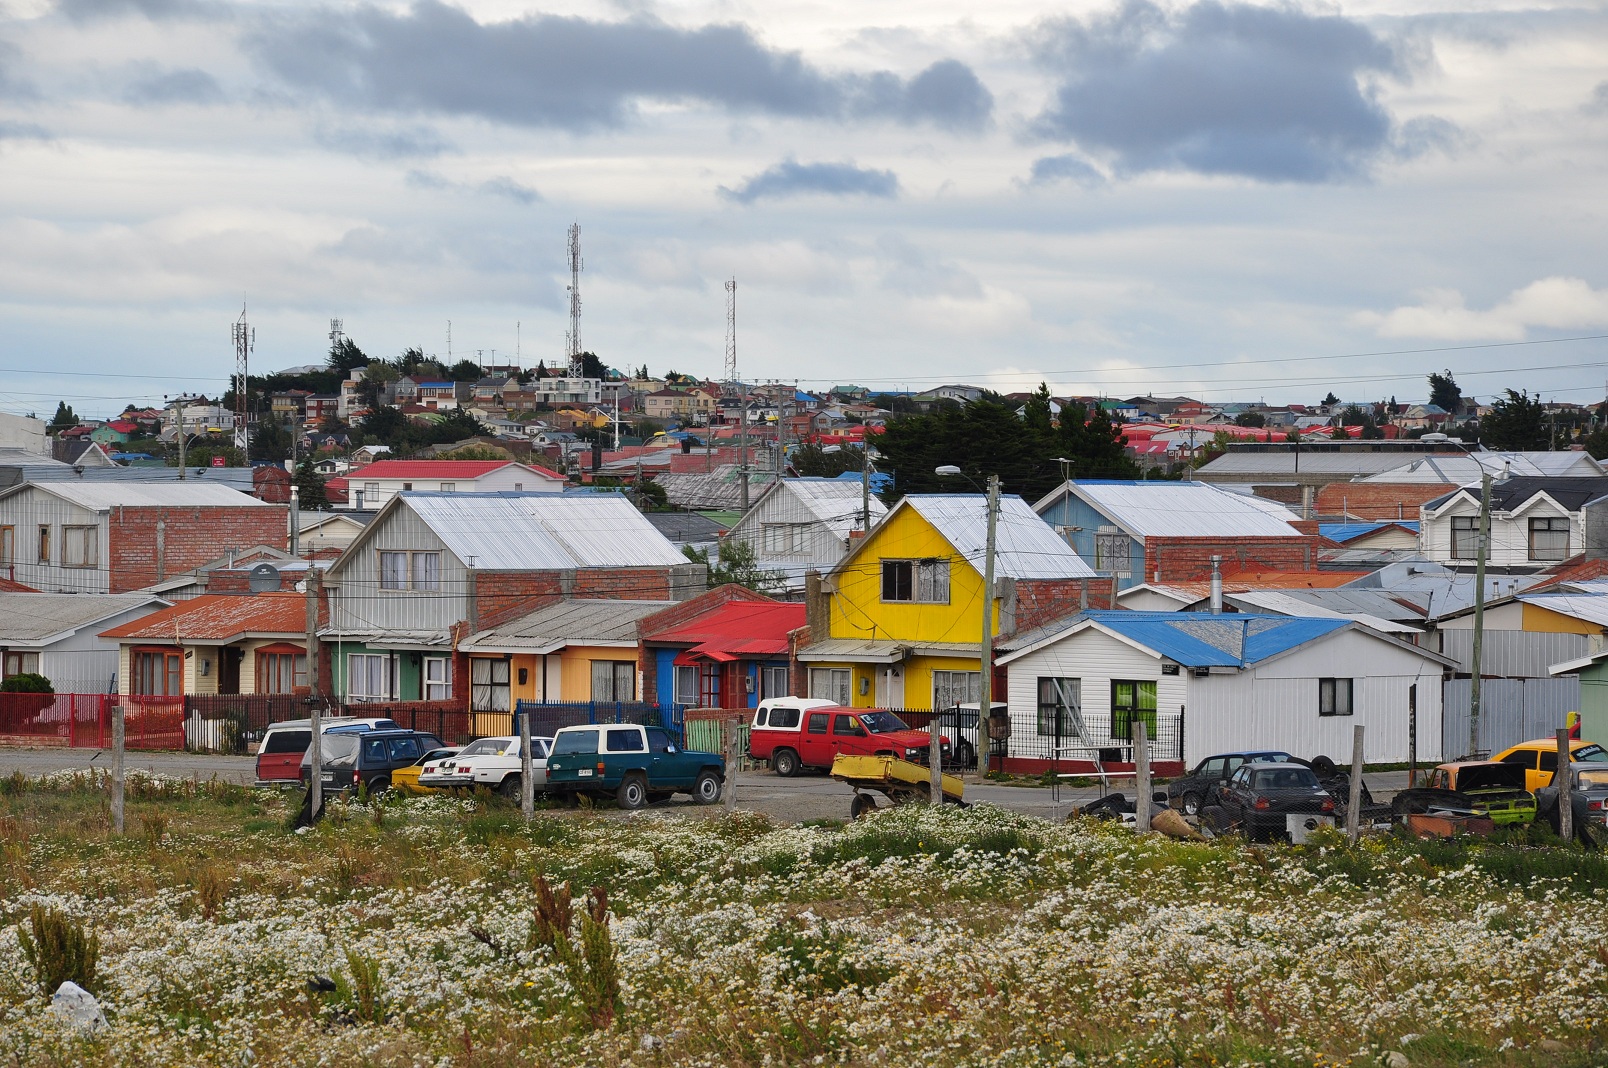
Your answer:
[0,747,1411,824]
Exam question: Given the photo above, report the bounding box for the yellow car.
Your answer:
[1490,737,1608,792]
[392,746,460,795]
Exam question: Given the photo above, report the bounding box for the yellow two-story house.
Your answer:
[797,493,1102,711]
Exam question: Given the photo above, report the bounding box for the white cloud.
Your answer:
[1356,277,1608,340]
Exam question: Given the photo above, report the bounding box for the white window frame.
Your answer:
[808,667,852,705]
[1094,528,1130,576]
[674,665,699,707]
[423,656,452,701]
[347,653,398,702]
[932,670,981,710]
[762,664,790,699]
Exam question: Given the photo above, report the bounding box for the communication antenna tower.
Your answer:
[232,302,253,457]
[724,277,738,395]
[566,223,584,378]
[328,317,343,350]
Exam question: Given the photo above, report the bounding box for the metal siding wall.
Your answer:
[331,505,469,632]
[0,490,107,593]
[1442,676,1581,757]
[1436,630,1590,677]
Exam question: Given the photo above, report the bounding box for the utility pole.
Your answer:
[977,474,1000,778]
[1469,471,1493,758]
[305,567,324,820]
[861,444,872,531]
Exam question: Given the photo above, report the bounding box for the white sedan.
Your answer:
[418,735,552,798]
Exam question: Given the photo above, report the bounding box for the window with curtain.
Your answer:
[471,657,511,712]
[379,550,441,591]
[590,660,635,702]
[133,648,181,696]
[808,667,851,705]
[1319,677,1354,717]
[1450,515,1479,559]
[0,525,13,564]
[379,552,407,590]
[347,653,396,701]
[674,665,699,707]
[1111,679,1158,741]
[762,665,790,699]
[1529,517,1569,561]
[880,559,949,603]
[62,526,97,569]
[3,651,39,678]
[932,670,980,710]
[423,657,452,701]
[1037,677,1082,737]
[1094,531,1130,575]
[256,649,307,694]
[411,552,441,591]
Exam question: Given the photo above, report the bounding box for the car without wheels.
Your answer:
[1202,761,1336,842]
[1166,750,1294,816]
[546,723,724,809]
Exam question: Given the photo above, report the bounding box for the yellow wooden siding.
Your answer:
[828,505,996,645]
[1521,602,1603,635]
[812,654,982,710]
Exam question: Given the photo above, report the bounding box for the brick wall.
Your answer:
[1142,536,1319,583]
[1313,481,1450,521]
[109,505,290,593]
[1009,578,1119,634]
[469,567,685,631]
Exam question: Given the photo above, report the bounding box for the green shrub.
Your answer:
[0,672,52,694]
[17,905,99,996]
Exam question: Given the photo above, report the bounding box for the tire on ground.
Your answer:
[617,774,648,810]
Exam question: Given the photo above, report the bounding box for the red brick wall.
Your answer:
[109,505,290,593]
[1010,578,1118,634]
[1313,482,1449,521]
[1141,536,1319,583]
[470,567,683,630]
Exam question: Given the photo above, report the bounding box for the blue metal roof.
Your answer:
[1082,611,1350,667]
[1320,521,1419,543]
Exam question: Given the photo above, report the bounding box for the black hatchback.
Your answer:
[1167,750,1294,816]
[300,729,445,795]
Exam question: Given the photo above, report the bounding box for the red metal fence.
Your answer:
[0,693,184,750]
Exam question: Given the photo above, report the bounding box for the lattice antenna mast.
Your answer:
[566,223,584,378]
[232,302,254,457]
[724,278,738,394]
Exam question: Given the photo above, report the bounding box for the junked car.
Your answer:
[1202,761,1337,842]
[1534,762,1608,835]
[416,735,552,799]
[1166,750,1294,816]
[1490,737,1608,792]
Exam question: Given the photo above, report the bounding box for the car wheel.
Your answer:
[773,749,800,778]
[850,792,877,819]
[617,774,648,810]
[367,776,390,796]
[954,741,976,768]
[692,770,723,805]
[498,774,521,800]
[1180,791,1203,817]
[1309,754,1337,778]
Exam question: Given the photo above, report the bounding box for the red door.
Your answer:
[798,709,832,767]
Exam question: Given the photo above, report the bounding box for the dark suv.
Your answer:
[301,729,445,795]
[1167,750,1294,816]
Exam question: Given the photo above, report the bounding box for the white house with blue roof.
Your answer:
[995,611,1452,772]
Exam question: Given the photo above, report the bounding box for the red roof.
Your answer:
[646,601,806,660]
[100,593,320,642]
[0,576,37,592]
[345,460,562,481]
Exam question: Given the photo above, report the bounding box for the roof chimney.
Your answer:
[1210,555,1223,615]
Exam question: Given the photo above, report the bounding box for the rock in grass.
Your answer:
[1383,1052,1410,1068]
[50,981,106,1033]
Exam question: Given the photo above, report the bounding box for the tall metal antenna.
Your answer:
[328,317,343,350]
[724,277,738,393]
[232,302,253,458]
[566,223,584,377]
[447,320,452,361]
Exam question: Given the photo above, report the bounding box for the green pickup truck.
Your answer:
[546,723,725,809]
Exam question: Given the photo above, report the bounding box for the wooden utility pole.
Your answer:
[977,475,1000,778]
[724,715,740,812]
[112,704,125,835]
[305,568,323,819]
[1469,472,1493,757]
[1558,727,1574,844]
[1347,725,1365,844]
[1133,719,1151,833]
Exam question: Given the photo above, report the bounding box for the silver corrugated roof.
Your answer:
[1359,452,1605,483]
[403,493,688,570]
[1222,590,1421,633]
[787,479,888,539]
[462,599,672,652]
[12,481,268,508]
[1065,481,1301,538]
[0,593,166,644]
[903,495,1096,579]
[1196,452,1418,476]
[1519,593,1608,628]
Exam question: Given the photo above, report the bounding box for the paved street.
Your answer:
[0,747,1412,824]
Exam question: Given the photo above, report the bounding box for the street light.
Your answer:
[934,465,1001,786]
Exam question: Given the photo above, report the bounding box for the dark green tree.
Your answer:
[327,337,370,375]
[357,405,407,446]
[683,540,785,594]
[1234,411,1266,428]
[1021,383,1055,438]
[1480,389,1548,450]
[1321,392,1341,407]
[1583,425,1608,461]
[47,402,78,434]
[1428,370,1462,415]
[249,417,292,463]
[792,443,865,478]
[579,352,608,379]
[293,456,329,510]
[449,359,482,382]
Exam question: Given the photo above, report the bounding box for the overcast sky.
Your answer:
[1,0,1606,418]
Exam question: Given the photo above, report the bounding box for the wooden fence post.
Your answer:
[520,704,535,820]
[1558,727,1574,845]
[1347,725,1365,844]
[1133,720,1151,834]
[724,714,739,812]
[112,704,125,836]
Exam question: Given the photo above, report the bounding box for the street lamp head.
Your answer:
[934,464,962,476]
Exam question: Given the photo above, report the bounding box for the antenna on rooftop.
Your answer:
[565,223,584,378]
[724,277,738,395]
[232,301,253,458]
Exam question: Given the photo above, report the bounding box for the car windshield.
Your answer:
[1575,744,1608,762]
[858,711,910,733]
[456,738,504,758]
[552,729,599,756]
[1251,768,1319,791]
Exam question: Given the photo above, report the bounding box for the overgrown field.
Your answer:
[3,770,1608,1067]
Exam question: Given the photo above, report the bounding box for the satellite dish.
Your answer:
[248,563,281,593]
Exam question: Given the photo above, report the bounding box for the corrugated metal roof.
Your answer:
[14,481,269,509]
[1060,480,1301,538]
[1319,521,1419,542]
[1360,452,1604,483]
[351,459,562,481]
[1220,591,1421,633]
[462,599,673,652]
[1519,593,1608,628]
[787,479,888,539]
[402,493,689,570]
[902,495,1096,579]
[1004,611,1351,667]
[646,601,806,653]
[101,592,313,641]
[0,593,166,644]
[1197,452,1420,476]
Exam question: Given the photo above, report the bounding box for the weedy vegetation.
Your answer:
[0,768,1605,1066]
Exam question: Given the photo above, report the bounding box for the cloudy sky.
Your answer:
[1,0,1606,419]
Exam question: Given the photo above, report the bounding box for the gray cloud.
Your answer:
[1027,154,1106,187]
[1031,0,1433,182]
[124,67,224,106]
[877,234,982,300]
[313,123,454,160]
[56,0,217,22]
[719,158,898,204]
[245,1,991,132]
[478,176,540,204]
[1589,82,1608,114]
[0,121,51,141]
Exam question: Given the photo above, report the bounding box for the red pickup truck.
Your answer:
[749,700,946,777]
